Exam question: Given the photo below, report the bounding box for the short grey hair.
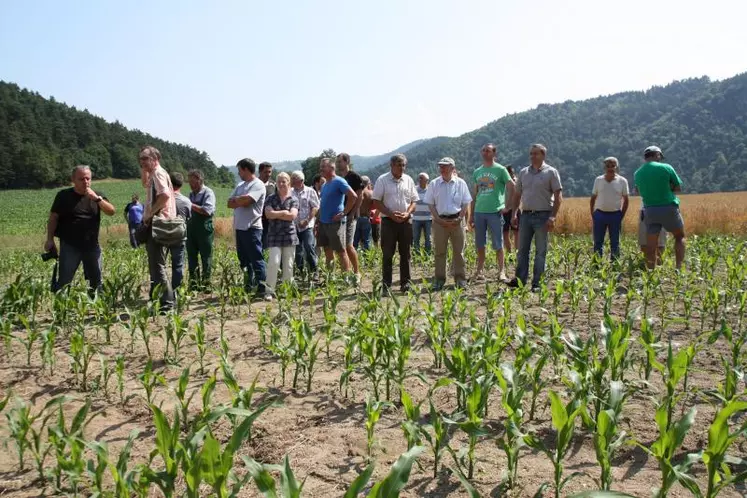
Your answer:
[290,170,305,182]
[188,169,204,181]
[72,165,91,178]
[604,157,619,171]
[530,143,547,156]
[361,175,371,187]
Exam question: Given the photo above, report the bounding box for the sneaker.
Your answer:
[354,273,362,285]
[400,284,411,293]
[506,278,520,288]
[470,272,486,282]
[456,279,468,289]
[263,294,274,302]
[498,272,509,282]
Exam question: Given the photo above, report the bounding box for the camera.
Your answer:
[41,247,58,261]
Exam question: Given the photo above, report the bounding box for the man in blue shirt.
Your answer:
[124,194,144,248]
[317,157,357,272]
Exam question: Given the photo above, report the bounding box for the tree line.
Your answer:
[0,81,234,189]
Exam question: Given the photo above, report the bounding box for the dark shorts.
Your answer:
[503,210,519,231]
[318,222,346,252]
[644,205,684,235]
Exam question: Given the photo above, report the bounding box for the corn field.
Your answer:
[0,235,746,497]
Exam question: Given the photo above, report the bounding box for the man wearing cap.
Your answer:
[634,145,685,269]
[589,157,629,261]
[372,153,419,292]
[424,157,472,290]
[469,143,515,281]
[507,144,563,290]
[412,172,432,254]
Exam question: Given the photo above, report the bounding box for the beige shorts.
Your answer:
[638,216,667,247]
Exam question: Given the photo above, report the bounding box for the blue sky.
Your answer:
[2,0,746,165]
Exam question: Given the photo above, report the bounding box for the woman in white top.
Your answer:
[589,157,629,260]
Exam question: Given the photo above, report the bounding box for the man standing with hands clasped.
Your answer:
[507,143,563,291]
[187,169,216,291]
[372,153,419,293]
[425,157,472,290]
[590,157,629,261]
[45,165,115,294]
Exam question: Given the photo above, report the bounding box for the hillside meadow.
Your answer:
[0,179,745,250]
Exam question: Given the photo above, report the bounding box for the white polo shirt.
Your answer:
[372,172,419,217]
[424,175,472,215]
[592,175,629,212]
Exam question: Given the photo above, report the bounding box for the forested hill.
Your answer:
[0,81,234,189]
[367,73,747,196]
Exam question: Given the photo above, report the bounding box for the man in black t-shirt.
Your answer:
[335,153,363,281]
[45,165,116,292]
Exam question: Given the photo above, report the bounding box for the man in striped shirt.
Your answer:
[412,172,432,254]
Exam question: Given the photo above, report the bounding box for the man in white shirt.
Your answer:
[589,157,629,261]
[372,153,419,292]
[290,170,320,277]
[424,157,473,290]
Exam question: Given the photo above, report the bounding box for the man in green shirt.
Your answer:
[633,145,685,270]
[469,143,515,281]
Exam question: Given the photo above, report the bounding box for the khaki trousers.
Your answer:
[432,220,466,281]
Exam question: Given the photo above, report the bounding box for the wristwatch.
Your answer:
[95,196,103,203]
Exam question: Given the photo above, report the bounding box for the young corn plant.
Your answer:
[592,381,628,491]
[400,390,424,451]
[191,314,208,375]
[41,325,57,375]
[525,391,586,498]
[690,399,747,497]
[69,326,96,391]
[443,378,492,480]
[16,315,40,367]
[138,359,166,406]
[494,363,528,491]
[47,398,99,494]
[365,397,390,460]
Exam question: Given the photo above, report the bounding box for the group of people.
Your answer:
[44,142,686,305]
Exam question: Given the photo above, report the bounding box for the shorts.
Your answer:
[474,212,504,250]
[638,211,667,247]
[345,216,357,247]
[318,222,346,252]
[644,205,684,235]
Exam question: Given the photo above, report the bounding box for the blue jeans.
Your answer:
[169,242,186,289]
[593,210,623,260]
[128,222,141,248]
[474,212,504,250]
[354,217,373,251]
[412,219,432,253]
[516,211,551,288]
[56,240,102,293]
[295,228,318,274]
[236,228,266,294]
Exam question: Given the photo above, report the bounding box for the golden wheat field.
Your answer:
[205,192,747,239]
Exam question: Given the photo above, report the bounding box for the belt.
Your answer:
[522,209,551,214]
[595,209,621,213]
[439,213,460,219]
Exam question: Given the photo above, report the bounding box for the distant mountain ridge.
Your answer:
[366,72,747,196]
[267,138,436,174]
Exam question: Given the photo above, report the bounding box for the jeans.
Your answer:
[354,217,373,251]
[412,219,432,253]
[295,228,318,274]
[381,218,412,289]
[516,211,551,288]
[169,242,186,289]
[56,240,102,293]
[236,228,266,294]
[147,236,174,308]
[128,222,141,248]
[592,210,623,260]
[266,246,295,293]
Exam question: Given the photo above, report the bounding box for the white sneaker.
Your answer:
[498,272,508,282]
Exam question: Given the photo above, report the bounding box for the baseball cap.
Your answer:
[437,157,456,167]
[643,145,664,158]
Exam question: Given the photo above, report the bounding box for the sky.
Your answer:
[2,0,746,166]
